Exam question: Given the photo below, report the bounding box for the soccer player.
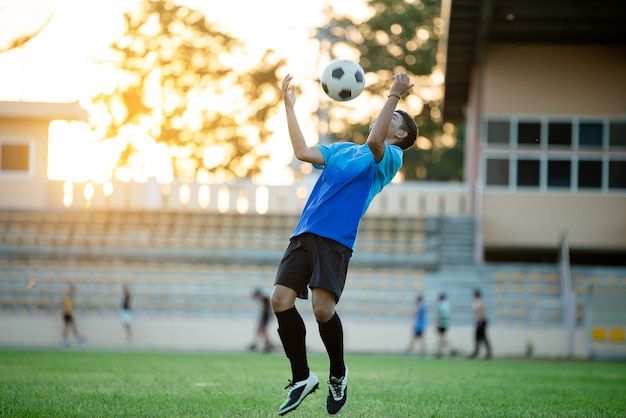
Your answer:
[436,292,450,357]
[272,72,417,415]
[406,294,427,356]
[470,289,492,359]
[60,284,85,347]
[249,288,274,353]
[120,284,132,346]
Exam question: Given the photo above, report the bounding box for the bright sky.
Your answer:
[0,0,374,185]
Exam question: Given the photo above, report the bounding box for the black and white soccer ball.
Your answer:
[321,60,365,102]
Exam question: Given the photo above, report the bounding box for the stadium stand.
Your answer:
[1,208,625,343]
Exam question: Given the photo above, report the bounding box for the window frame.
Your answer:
[0,137,36,179]
[482,116,626,194]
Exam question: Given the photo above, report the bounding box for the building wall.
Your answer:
[0,314,589,358]
[479,44,626,251]
[483,193,626,249]
[483,44,626,117]
[0,119,50,209]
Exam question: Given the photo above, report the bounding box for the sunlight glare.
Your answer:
[179,184,191,206]
[255,186,269,214]
[198,184,210,208]
[3,0,385,187]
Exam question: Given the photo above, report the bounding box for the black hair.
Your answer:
[395,110,418,150]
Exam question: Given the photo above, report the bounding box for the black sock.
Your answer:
[318,312,345,379]
[276,306,309,382]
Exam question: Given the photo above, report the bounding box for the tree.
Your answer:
[316,0,463,181]
[89,0,284,182]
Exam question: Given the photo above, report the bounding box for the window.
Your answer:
[578,160,602,189]
[548,122,572,147]
[0,139,33,177]
[483,117,626,194]
[517,159,540,187]
[547,160,571,188]
[609,122,626,148]
[609,161,626,189]
[518,122,541,146]
[579,122,603,148]
[486,159,509,186]
[486,121,510,145]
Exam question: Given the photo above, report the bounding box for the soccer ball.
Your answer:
[321,60,365,102]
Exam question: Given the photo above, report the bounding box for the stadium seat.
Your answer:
[606,276,619,285]
[546,285,560,295]
[610,328,625,342]
[592,327,607,340]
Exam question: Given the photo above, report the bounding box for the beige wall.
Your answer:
[478,44,626,251]
[483,44,626,116]
[483,192,626,249]
[0,119,50,209]
[0,314,590,358]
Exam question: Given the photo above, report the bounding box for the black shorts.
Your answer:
[437,326,447,335]
[275,233,352,301]
[63,313,73,324]
[259,313,270,327]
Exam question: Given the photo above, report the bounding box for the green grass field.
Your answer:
[1,349,625,417]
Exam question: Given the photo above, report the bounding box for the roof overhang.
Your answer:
[0,101,88,121]
[441,0,626,124]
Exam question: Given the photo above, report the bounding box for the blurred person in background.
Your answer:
[406,294,427,356]
[249,288,274,353]
[121,284,132,346]
[470,289,492,359]
[436,293,450,357]
[60,283,85,347]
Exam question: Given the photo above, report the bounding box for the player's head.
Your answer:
[474,289,481,298]
[394,110,418,150]
[416,294,423,303]
[369,110,418,150]
[439,292,446,301]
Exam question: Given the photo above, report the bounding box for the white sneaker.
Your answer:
[327,367,348,415]
[277,372,320,415]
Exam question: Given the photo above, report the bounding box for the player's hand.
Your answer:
[390,72,414,96]
[282,74,296,108]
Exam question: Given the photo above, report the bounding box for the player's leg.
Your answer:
[272,237,320,415]
[71,319,85,344]
[272,284,309,380]
[308,233,351,416]
[481,320,492,358]
[406,332,417,354]
[417,330,427,355]
[313,288,348,416]
[312,288,344,376]
[471,324,480,358]
[61,315,70,347]
[272,284,318,415]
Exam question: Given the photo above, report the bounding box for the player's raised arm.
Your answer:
[366,72,414,161]
[282,75,324,165]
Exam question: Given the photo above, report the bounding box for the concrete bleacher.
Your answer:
[0,209,448,268]
[3,208,625,326]
[478,264,626,328]
[3,207,626,357]
[0,209,450,322]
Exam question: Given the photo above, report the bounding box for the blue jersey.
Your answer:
[414,304,426,332]
[291,142,402,249]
